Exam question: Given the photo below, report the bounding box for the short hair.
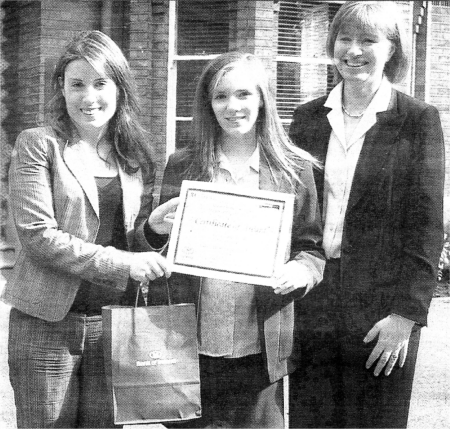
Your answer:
[186,51,319,188]
[47,30,152,174]
[326,1,410,84]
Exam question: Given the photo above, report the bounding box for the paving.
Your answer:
[407,297,450,428]
[0,275,448,428]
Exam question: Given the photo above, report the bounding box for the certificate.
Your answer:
[167,180,294,286]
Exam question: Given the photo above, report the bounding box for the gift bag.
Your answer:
[102,280,201,425]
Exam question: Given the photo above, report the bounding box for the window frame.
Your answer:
[167,1,233,158]
[275,0,345,126]
[167,0,347,153]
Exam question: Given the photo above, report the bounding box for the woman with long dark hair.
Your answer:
[3,30,170,427]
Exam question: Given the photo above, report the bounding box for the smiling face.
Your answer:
[210,66,262,141]
[61,59,118,139]
[334,23,394,88]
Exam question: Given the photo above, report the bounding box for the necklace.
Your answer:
[342,104,365,118]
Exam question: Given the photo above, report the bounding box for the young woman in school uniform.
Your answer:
[143,51,325,428]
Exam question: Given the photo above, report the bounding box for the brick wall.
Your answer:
[1,0,42,247]
[1,0,20,247]
[128,0,170,203]
[229,1,277,85]
[233,1,275,57]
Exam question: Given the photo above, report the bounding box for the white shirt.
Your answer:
[198,146,262,358]
[323,77,392,259]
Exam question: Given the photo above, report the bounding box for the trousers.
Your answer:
[169,353,284,428]
[290,259,421,428]
[8,308,116,428]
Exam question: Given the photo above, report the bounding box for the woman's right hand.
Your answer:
[148,197,180,235]
[129,251,171,282]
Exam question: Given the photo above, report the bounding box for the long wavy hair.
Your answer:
[46,30,152,174]
[326,1,410,84]
[184,51,320,190]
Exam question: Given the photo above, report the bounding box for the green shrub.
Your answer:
[438,233,449,283]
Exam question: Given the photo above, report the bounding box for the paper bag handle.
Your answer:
[137,277,172,307]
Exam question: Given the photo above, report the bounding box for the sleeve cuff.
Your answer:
[390,313,421,327]
[293,251,325,292]
[144,220,169,251]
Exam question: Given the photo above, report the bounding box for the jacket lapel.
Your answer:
[346,93,407,214]
[305,106,332,164]
[301,106,331,214]
[63,140,99,217]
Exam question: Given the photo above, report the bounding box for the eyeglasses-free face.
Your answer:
[334,24,395,88]
[211,66,263,141]
[61,59,118,139]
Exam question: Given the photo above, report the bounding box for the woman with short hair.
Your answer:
[288,2,444,427]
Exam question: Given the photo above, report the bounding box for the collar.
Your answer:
[324,77,393,147]
[324,76,392,115]
[216,145,260,173]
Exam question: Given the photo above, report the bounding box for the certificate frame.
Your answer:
[167,180,294,286]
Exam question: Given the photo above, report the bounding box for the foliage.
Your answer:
[435,233,450,297]
[438,233,450,283]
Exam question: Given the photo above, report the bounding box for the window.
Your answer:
[169,0,238,153]
[276,0,343,126]
[170,0,343,151]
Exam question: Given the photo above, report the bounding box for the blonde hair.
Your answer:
[186,51,320,189]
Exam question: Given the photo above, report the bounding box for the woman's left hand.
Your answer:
[364,314,415,376]
[272,260,313,295]
[148,197,180,235]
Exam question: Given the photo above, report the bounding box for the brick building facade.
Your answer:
[1,0,449,265]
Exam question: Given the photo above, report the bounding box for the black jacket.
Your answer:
[289,89,444,332]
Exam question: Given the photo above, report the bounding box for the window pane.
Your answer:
[176,60,209,118]
[175,1,238,149]
[277,1,341,120]
[177,0,237,55]
[277,61,334,120]
[278,0,341,58]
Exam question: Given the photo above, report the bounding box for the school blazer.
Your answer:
[2,126,155,322]
[289,90,444,332]
[142,148,325,383]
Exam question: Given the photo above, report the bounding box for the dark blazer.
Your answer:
[3,126,155,322]
[289,89,444,334]
[146,148,325,383]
